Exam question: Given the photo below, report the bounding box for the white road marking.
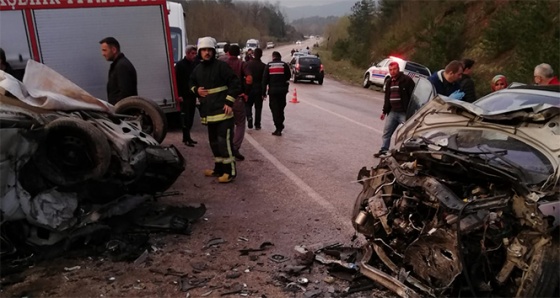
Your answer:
[300,98,384,134]
[245,134,355,233]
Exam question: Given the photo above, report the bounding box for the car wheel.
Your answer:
[363,74,371,88]
[382,77,390,92]
[115,96,167,143]
[318,78,324,85]
[34,117,112,186]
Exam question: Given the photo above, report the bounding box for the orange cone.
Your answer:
[290,88,299,103]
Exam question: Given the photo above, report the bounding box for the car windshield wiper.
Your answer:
[473,144,528,181]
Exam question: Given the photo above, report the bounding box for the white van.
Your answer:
[244,39,260,52]
[167,1,188,63]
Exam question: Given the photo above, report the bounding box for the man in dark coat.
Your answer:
[459,58,476,103]
[175,45,199,146]
[99,37,137,105]
[245,48,266,130]
[262,51,291,136]
[428,60,463,97]
[374,62,415,158]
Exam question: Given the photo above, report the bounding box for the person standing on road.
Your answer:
[244,48,254,62]
[491,75,508,92]
[99,37,137,105]
[175,45,199,147]
[428,60,463,98]
[373,62,415,158]
[189,37,241,183]
[224,44,252,161]
[219,43,230,62]
[534,63,560,85]
[459,58,476,103]
[245,48,266,130]
[262,51,291,136]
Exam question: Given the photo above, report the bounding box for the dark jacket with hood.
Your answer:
[383,72,415,115]
[246,58,266,96]
[189,51,241,124]
[428,70,460,97]
[262,57,291,96]
[459,74,476,103]
[107,53,137,105]
[175,57,199,101]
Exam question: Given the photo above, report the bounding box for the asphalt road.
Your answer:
[2,39,393,297]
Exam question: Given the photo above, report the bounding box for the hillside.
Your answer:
[325,0,560,96]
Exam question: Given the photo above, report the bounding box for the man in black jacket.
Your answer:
[245,48,266,130]
[374,62,415,158]
[262,51,291,136]
[99,37,137,105]
[189,37,242,183]
[175,45,199,146]
[459,58,476,103]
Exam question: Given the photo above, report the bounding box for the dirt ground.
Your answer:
[0,128,392,298]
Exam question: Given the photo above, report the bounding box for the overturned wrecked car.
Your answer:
[353,81,560,297]
[0,61,186,266]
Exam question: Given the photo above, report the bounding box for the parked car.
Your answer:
[363,56,431,90]
[289,55,324,85]
[266,41,275,49]
[295,40,302,45]
[352,80,560,297]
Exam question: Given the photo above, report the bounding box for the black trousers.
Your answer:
[269,93,287,131]
[207,117,236,176]
[246,89,263,127]
[181,97,197,141]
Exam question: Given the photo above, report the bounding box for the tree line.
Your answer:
[324,0,560,95]
[178,0,301,46]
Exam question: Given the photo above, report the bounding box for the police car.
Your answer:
[363,56,431,90]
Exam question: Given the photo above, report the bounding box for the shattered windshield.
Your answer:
[474,90,559,112]
[422,129,554,185]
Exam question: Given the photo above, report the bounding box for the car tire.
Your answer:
[318,78,324,85]
[34,117,112,186]
[115,96,167,143]
[382,77,390,92]
[363,74,371,88]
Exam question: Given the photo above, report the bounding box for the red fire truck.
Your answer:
[0,0,187,114]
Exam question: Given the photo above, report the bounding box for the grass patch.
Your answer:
[316,47,365,87]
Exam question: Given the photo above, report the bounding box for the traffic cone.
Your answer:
[290,88,299,103]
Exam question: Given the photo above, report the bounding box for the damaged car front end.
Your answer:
[352,84,560,297]
[0,62,186,266]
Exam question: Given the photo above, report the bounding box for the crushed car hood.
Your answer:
[396,96,560,174]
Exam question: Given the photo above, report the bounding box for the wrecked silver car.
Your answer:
[0,61,185,261]
[353,82,560,297]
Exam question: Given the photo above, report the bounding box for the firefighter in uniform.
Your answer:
[189,37,242,183]
[262,51,291,136]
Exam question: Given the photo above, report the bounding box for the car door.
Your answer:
[372,59,389,86]
[406,77,436,119]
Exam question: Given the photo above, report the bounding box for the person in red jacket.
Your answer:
[534,63,560,85]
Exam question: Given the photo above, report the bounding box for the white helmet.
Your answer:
[197,37,216,50]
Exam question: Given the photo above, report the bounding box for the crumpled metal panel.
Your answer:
[404,228,461,289]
